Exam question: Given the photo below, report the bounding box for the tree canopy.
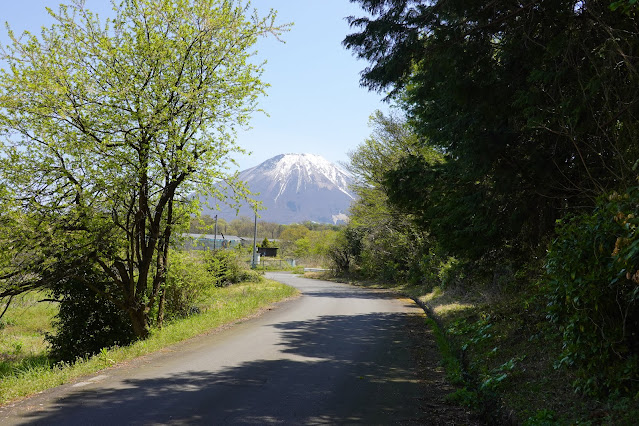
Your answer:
[345,0,639,259]
[0,0,286,337]
[330,111,442,282]
[341,0,639,397]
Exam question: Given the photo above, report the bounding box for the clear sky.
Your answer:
[0,0,390,171]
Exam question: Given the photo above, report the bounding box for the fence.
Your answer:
[244,258,296,269]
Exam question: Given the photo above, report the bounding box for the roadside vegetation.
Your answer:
[0,0,298,406]
[189,216,341,269]
[0,268,297,405]
[327,1,639,423]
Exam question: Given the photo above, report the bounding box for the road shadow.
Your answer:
[11,312,439,425]
[273,313,415,361]
[300,288,398,300]
[265,272,397,301]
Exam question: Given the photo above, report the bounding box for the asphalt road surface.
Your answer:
[0,272,441,425]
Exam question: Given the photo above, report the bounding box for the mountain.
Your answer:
[203,153,355,224]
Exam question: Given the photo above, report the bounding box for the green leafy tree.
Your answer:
[308,229,338,258]
[189,214,228,235]
[227,216,255,237]
[0,0,285,338]
[328,227,363,275]
[546,188,639,395]
[279,224,311,257]
[293,237,311,258]
[259,221,284,239]
[335,111,442,282]
[345,0,639,259]
[346,0,639,396]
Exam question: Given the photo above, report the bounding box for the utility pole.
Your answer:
[252,210,258,268]
[213,214,218,250]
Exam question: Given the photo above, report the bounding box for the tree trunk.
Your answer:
[128,307,149,339]
[157,287,166,328]
[154,198,173,329]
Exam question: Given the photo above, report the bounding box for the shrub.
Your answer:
[238,268,263,283]
[46,248,262,362]
[546,187,639,396]
[46,270,136,363]
[162,249,262,320]
[163,250,216,320]
[327,227,363,275]
[203,249,261,286]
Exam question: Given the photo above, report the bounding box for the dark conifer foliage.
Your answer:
[343,0,639,398]
[345,0,639,258]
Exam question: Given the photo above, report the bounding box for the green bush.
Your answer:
[46,270,136,364]
[164,250,217,320]
[164,249,261,319]
[546,188,639,396]
[327,222,442,285]
[46,248,262,362]
[327,227,362,275]
[203,249,260,286]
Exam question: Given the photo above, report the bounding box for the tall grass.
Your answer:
[0,292,57,370]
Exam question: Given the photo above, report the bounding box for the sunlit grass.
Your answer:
[432,302,475,316]
[0,279,298,405]
[0,292,57,367]
[418,287,475,318]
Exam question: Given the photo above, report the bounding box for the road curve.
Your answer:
[1,272,431,425]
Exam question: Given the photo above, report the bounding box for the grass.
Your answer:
[426,291,639,424]
[409,283,610,424]
[0,292,57,370]
[0,279,298,406]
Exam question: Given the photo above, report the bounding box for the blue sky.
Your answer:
[1,0,390,171]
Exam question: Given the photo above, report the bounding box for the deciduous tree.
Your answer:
[331,111,442,282]
[0,0,285,337]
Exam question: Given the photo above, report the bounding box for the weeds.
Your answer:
[425,317,464,386]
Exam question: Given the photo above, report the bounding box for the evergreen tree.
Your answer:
[345,0,639,258]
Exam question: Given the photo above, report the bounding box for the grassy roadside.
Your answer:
[0,279,298,406]
[315,272,639,425]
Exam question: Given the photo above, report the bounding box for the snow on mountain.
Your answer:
[244,153,353,202]
[203,153,354,224]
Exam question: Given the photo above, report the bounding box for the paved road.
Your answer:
[0,272,430,425]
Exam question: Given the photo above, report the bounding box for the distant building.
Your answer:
[257,246,278,257]
[181,233,246,250]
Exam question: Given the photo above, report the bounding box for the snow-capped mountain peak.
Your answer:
[244,153,353,203]
[205,153,354,224]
